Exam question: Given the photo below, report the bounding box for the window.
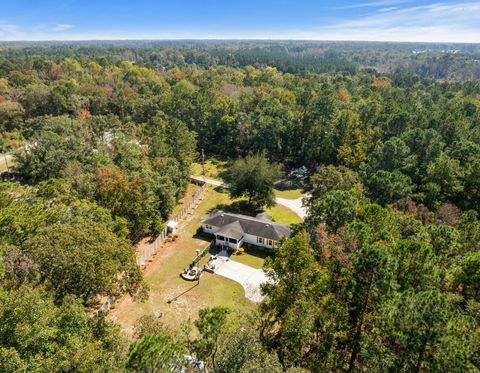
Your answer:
[268,240,274,246]
[228,238,237,244]
[257,237,264,244]
[216,235,225,241]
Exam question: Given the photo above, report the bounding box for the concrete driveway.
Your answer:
[190,176,308,219]
[275,195,308,219]
[209,252,269,303]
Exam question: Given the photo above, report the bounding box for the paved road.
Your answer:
[190,176,308,219]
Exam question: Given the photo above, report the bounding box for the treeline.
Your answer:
[0,54,197,371]
[2,40,480,79]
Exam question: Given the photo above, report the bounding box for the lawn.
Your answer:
[108,186,256,336]
[230,247,269,269]
[107,186,299,336]
[213,188,302,225]
[274,188,304,199]
[266,203,303,225]
[191,158,230,181]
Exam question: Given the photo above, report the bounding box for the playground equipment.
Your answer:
[181,265,203,281]
[180,246,210,281]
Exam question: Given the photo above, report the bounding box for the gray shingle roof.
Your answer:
[215,221,244,240]
[202,209,291,241]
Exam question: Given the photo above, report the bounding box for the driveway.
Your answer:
[275,196,308,219]
[209,253,269,303]
[191,176,308,219]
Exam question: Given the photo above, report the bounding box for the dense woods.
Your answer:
[1,41,480,371]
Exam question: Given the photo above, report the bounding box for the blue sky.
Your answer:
[1,0,479,42]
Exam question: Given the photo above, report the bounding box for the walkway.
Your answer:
[190,176,308,219]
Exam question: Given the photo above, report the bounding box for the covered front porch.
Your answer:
[214,221,244,250]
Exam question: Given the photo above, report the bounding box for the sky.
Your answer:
[1,0,480,43]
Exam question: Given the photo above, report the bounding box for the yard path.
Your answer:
[190,176,308,219]
[210,252,269,303]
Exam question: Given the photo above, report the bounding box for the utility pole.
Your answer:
[201,147,205,176]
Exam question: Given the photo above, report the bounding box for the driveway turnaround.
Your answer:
[190,176,308,219]
[209,252,269,303]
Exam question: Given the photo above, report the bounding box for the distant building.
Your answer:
[201,209,291,250]
[292,165,308,179]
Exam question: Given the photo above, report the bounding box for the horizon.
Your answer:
[1,38,479,45]
[1,0,480,43]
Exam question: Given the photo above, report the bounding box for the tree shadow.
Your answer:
[274,179,308,194]
[214,200,262,217]
[193,227,214,243]
[213,185,229,193]
[218,168,231,183]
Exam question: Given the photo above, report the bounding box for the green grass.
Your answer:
[230,247,269,269]
[109,186,256,335]
[191,158,230,181]
[274,188,304,199]
[108,186,300,335]
[267,204,302,225]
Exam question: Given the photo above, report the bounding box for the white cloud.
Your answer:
[0,2,479,43]
[290,1,480,42]
[53,24,74,32]
[337,0,411,9]
[0,23,20,34]
[379,7,399,12]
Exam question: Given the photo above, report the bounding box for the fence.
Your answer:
[137,181,207,266]
[98,181,207,313]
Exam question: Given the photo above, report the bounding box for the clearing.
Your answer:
[191,158,229,182]
[108,186,295,335]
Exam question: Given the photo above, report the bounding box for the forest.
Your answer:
[0,41,480,372]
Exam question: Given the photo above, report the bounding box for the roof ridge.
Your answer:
[214,210,288,227]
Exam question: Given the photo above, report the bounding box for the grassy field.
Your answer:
[191,158,230,181]
[108,186,299,335]
[274,188,304,199]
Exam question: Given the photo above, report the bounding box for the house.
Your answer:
[201,209,291,250]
